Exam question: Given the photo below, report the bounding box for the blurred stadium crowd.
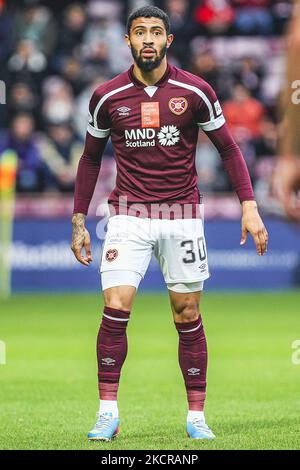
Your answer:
[0,0,293,200]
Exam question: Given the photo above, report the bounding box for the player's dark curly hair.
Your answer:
[126,5,171,36]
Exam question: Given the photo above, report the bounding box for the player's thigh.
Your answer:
[102,269,142,310]
[155,218,209,286]
[100,216,153,307]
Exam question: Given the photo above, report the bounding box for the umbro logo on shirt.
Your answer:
[118,106,131,116]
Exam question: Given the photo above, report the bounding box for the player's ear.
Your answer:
[166,34,174,49]
[124,34,131,48]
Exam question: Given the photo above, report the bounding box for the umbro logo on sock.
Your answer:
[101,358,116,366]
[188,368,200,376]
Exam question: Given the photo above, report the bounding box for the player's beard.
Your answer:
[131,43,167,72]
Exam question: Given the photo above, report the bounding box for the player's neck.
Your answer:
[132,59,168,87]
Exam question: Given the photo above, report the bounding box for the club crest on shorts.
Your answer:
[105,248,118,262]
[168,97,188,115]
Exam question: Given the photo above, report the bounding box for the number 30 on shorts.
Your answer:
[181,237,206,264]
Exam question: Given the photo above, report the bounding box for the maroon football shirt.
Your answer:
[74,62,254,217]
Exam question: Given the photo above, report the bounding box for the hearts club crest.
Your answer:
[105,249,118,262]
[168,97,188,115]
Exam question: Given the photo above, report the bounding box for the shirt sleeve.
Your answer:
[204,122,255,203]
[195,81,226,132]
[73,132,109,215]
[87,88,111,139]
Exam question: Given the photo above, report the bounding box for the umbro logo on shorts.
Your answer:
[199,263,207,272]
[188,368,200,376]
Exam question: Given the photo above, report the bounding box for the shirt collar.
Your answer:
[128,62,172,89]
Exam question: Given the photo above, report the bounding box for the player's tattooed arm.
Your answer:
[71,213,93,266]
[240,201,269,256]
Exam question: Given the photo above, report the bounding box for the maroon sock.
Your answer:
[175,315,207,411]
[97,306,130,400]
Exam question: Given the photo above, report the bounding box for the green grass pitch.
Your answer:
[0,291,300,450]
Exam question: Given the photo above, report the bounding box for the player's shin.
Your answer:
[175,315,207,418]
[97,306,130,417]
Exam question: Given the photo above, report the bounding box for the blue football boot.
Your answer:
[87,412,119,441]
[187,418,216,440]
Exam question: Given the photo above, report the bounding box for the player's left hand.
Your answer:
[240,201,268,256]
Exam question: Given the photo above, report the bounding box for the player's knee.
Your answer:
[179,306,199,323]
[104,298,131,311]
[103,293,131,312]
[103,285,136,312]
[172,298,199,323]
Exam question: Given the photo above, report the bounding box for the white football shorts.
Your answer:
[100,213,210,293]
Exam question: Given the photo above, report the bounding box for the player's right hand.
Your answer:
[71,225,93,267]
